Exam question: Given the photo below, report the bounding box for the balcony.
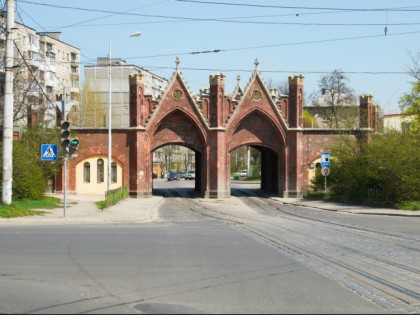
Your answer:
[70,87,79,94]
[71,73,79,81]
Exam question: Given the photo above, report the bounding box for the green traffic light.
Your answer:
[70,139,79,146]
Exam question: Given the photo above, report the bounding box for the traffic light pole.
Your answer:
[61,90,68,217]
[63,151,67,217]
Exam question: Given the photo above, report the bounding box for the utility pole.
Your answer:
[2,0,15,205]
[62,88,67,217]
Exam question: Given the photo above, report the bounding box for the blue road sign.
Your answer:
[321,152,331,167]
[41,144,58,161]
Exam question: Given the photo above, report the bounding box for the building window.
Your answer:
[83,162,90,183]
[111,162,117,183]
[401,121,411,133]
[97,158,104,183]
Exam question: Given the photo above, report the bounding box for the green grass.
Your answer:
[397,202,420,211]
[96,187,129,210]
[0,197,61,218]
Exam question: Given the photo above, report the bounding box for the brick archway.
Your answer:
[228,110,286,194]
[61,60,376,198]
[150,109,207,196]
[127,66,304,198]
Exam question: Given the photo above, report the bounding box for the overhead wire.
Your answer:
[11,0,419,89]
[175,0,420,12]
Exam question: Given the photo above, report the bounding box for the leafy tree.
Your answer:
[399,82,420,134]
[398,50,420,133]
[12,142,46,200]
[19,124,62,180]
[0,124,61,201]
[303,109,317,128]
[311,132,420,204]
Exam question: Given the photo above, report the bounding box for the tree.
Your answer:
[69,80,105,127]
[399,51,420,134]
[308,70,358,128]
[399,82,420,134]
[311,132,420,204]
[0,124,61,200]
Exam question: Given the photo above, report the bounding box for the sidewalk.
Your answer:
[270,197,420,217]
[0,194,165,225]
[0,193,418,225]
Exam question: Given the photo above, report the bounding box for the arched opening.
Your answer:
[230,144,280,196]
[151,144,202,198]
[229,110,285,197]
[148,109,207,198]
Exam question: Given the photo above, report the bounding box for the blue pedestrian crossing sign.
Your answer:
[41,144,58,161]
[321,152,331,167]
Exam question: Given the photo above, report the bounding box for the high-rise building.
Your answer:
[83,58,168,128]
[0,16,80,127]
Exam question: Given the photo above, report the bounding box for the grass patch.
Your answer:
[397,202,420,211]
[0,196,61,218]
[96,187,129,210]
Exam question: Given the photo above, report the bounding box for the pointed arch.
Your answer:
[150,108,207,153]
[229,109,286,152]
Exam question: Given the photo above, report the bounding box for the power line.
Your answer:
[100,29,420,62]
[175,0,420,12]
[36,20,420,28]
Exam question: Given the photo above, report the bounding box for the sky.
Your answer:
[11,0,420,114]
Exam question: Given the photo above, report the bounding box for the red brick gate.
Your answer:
[127,60,304,198]
[59,59,377,198]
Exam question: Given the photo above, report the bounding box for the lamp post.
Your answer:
[108,31,141,193]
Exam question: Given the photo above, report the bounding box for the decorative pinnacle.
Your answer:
[175,56,180,70]
[236,74,241,86]
[254,58,259,70]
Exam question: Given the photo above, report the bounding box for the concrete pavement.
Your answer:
[0,193,418,225]
[0,194,165,225]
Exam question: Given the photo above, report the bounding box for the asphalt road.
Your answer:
[0,180,418,314]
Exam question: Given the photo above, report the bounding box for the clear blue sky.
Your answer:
[13,0,420,114]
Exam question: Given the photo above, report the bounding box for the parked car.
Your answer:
[167,171,180,181]
[185,170,196,180]
[240,170,248,177]
[178,171,186,179]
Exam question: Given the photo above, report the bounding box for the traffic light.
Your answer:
[69,138,79,160]
[61,121,70,155]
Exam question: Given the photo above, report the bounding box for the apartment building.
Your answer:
[83,58,168,128]
[0,16,80,127]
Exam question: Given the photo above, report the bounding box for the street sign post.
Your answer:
[321,167,330,176]
[321,152,331,167]
[41,144,58,161]
[321,166,330,191]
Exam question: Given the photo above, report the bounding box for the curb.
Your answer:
[270,198,420,217]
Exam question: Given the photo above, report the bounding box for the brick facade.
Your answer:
[57,60,374,198]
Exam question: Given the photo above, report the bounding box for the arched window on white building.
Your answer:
[97,158,104,183]
[83,162,90,183]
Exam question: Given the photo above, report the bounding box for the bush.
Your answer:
[310,132,420,206]
[12,143,46,200]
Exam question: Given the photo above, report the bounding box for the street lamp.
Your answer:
[108,31,141,193]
